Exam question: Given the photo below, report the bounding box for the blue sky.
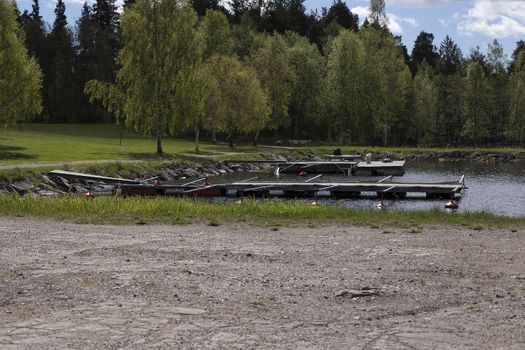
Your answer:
[16,0,525,58]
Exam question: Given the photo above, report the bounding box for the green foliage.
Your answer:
[508,52,525,144]
[283,32,323,138]
[86,0,202,154]
[84,81,127,121]
[0,0,42,128]
[1,196,524,228]
[462,61,491,146]
[413,61,438,144]
[204,54,270,141]
[324,29,365,143]
[10,0,525,148]
[369,0,387,28]
[47,0,75,122]
[200,9,233,58]
[249,34,295,131]
[362,28,412,146]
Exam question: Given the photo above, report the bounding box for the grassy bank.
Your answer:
[0,124,254,165]
[297,144,525,156]
[1,195,524,229]
[2,123,524,167]
[0,159,197,185]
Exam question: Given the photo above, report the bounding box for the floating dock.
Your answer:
[275,160,405,176]
[119,175,464,200]
[225,159,406,176]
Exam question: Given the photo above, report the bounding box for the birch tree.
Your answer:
[0,0,42,128]
[509,51,525,144]
[85,0,201,154]
[206,54,270,147]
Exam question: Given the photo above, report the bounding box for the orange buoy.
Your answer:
[444,201,459,209]
[299,170,308,177]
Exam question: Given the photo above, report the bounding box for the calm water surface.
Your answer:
[184,161,525,217]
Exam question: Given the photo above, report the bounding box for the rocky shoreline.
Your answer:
[1,149,523,197]
[1,161,272,197]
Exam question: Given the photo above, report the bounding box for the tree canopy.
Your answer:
[0,0,42,128]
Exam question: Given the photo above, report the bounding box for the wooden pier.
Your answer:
[119,175,464,200]
[274,160,405,176]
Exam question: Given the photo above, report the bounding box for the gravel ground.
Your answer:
[0,217,524,349]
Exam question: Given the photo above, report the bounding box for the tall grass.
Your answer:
[2,195,524,227]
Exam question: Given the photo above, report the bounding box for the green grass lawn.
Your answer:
[2,123,524,166]
[0,124,253,165]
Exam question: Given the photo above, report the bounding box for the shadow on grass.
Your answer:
[0,145,35,161]
[125,152,175,160]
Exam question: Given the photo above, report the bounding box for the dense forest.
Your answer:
[3,0,525,150]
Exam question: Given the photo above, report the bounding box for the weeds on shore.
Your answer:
[1,194,525,228]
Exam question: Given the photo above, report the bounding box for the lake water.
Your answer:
[182,160,525,217]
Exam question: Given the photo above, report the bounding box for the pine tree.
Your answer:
[439,35,463,75]
[322,0,359,32]
[410,31,439,75]
[436,35,464,145]
[47,0,75,122]
[75,2,98,122]
[509,40,525,72]
[21,0,48,119]
[190,0,221,17]
[92,0,119,83]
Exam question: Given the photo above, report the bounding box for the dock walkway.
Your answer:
[119,176,464,200]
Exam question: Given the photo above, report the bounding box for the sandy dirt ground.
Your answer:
[0,217,524,349]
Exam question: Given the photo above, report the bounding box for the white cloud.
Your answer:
[387,0,451,7]
[458,0,525,38]
[438,18,450,27]
[351,6,418,35]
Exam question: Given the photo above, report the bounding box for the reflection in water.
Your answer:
[176,161,525,217]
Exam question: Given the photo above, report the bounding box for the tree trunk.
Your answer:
[294,116,300,139]
[211,131,217,144]
[227,132,234,148]
[253,130,260,146]
[156,128,163,154]
[383,124,388,147]
[195,126,200,152]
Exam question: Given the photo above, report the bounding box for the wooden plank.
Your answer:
[238,176,260,183]
[305,175,323,183]
[378,176,393,183]
[382,186,396,193]
[182,178,207,186]
[48,170,140,184]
